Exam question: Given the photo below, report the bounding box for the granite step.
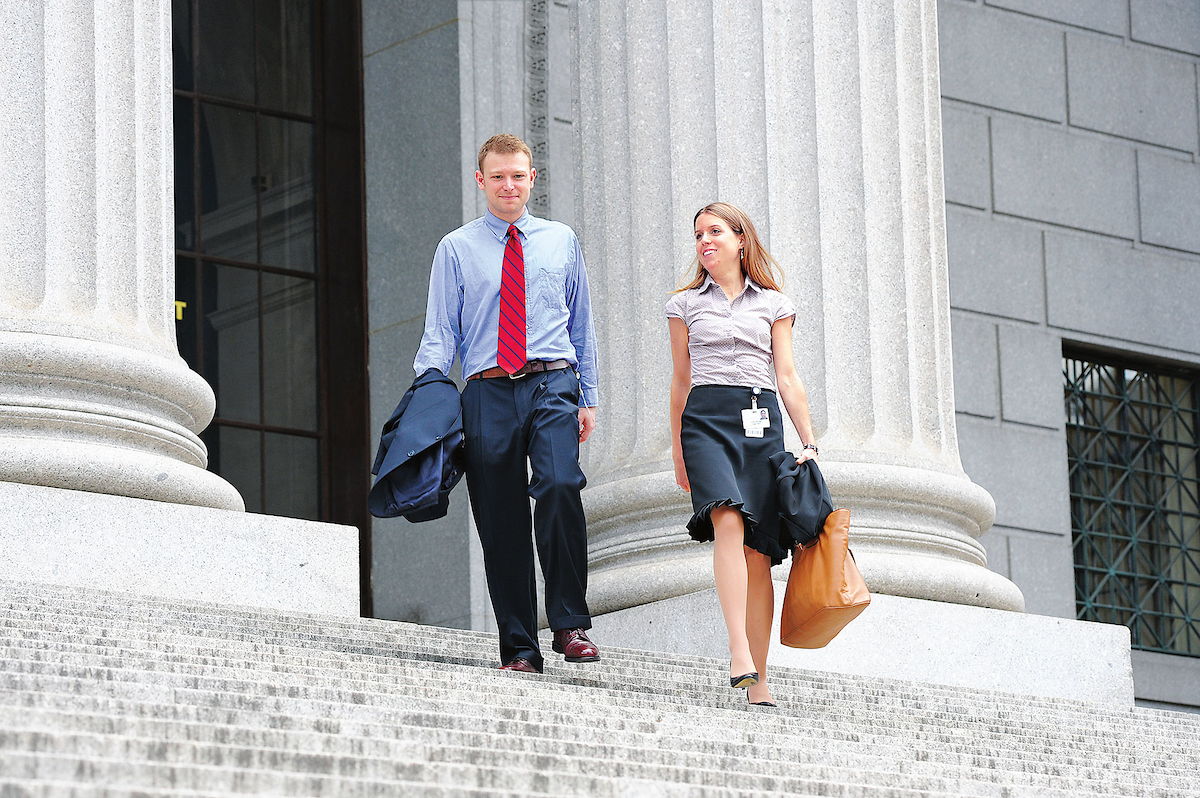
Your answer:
[2,592,1188,736]
[0,579,1197,797]
[1,688,1182,792]
[0,604,1171,729]
[0,650,1180,768]
[0,649,1183,775]
[0,592,1183,731]
[0,617,1191,753]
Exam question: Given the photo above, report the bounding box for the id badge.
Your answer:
[742,408,768,438]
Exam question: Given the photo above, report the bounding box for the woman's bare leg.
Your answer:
[745,548,776,704]
[711,506,755,680]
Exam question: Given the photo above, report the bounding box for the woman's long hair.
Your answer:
[677,202,783,292]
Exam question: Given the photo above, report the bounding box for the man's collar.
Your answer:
[484,208,531,239]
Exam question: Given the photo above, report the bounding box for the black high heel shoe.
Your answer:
[730,672,759,689]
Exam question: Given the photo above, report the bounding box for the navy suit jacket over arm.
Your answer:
[769,451,834,549]
[368,369,465,522]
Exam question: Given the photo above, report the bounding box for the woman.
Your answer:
[666,202,818,707]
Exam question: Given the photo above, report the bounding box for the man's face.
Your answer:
[476,151,535,222]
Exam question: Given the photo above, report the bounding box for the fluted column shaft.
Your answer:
[575,0,1023,612]
[0,1,242,510]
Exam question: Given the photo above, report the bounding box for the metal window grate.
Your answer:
[1065,354,1200,657]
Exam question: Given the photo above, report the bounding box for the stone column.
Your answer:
[0,1,243,511]
[575,0,1023,613]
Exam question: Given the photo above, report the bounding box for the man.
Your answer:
[413,134,600,673]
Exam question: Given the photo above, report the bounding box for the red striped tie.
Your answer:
[497,224,527,374]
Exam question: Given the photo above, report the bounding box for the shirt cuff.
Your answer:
[580,387,599,408]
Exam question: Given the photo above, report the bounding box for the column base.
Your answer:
[821,460,1025,611]
[0,437,244,511]
[591,586,1134,706]
[0,481,358,616]
[0,330,243,511]
[584,463,1025,614]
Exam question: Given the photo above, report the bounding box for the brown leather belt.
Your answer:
[467,359,571,381]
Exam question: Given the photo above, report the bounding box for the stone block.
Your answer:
[364,19,463,332]
[992,117,1137,238]
[0,481,359,615]
[941,106,991,209]
[950,311,999,418]
[372,506,473,628]
[947,209,1045,321]
[367,318,472,629]
[984,0,1128,36]
[1131,649,1200,708]
[1139,150,1200,255]
[1003,526,1076,618]
[957,415,1071,535]
[360,0,457,57]
[1045,231,1200,352]
[999,323,1064,429]
[1131,0,1200,57]
[593,589,1134,706]
[938,1,1066,122]
[1067,32,1198,152]
[368,318,430,437]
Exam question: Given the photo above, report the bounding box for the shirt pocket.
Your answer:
[530,259,568,314]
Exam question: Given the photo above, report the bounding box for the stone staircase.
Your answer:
[0,579,1197,797]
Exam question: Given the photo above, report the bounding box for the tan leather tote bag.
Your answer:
[779,508,871,648]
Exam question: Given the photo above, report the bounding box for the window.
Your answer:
[172,0,370,566]
[1065,352,1200,656]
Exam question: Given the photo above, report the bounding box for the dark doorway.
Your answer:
[172,0,372,615]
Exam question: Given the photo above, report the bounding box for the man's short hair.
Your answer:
[477,134,533,173]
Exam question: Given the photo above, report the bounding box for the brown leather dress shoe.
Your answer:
[498,657,540,673]
[552,628,600,662]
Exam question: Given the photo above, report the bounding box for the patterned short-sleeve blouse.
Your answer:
[665,274,796,389]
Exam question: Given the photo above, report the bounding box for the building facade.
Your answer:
[4,0,1191,709]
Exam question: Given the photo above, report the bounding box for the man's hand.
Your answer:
[578,406,596,443]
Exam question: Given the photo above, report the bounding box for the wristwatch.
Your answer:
[802,443,819,455]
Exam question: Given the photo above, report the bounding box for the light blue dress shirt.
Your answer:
[413,208,600,408]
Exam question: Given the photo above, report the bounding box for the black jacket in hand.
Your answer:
[368,369,465,522]
[769,451,834,549]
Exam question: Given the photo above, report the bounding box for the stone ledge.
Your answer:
[593,586,1134,706]
[0,481,359,616]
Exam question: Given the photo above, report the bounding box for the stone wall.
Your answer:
[362,0,575,629]
[356,0,1200,706]
[362,0,472,627]
[938,0,1200,706]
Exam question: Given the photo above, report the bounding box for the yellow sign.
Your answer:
[174,300,187,321]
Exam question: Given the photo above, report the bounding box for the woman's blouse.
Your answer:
[665,274,796,389]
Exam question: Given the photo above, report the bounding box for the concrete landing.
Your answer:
[592,584,1134,706]
[0,480,358,616]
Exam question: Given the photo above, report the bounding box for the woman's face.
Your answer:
[694,212,744,273]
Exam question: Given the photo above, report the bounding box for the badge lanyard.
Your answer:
[741,387,770,438]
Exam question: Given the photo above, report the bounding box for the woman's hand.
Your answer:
[673,451,690,493]
[798,447,818,464]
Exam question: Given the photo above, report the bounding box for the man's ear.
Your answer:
[475,170,485,189]
[529,167,536,184]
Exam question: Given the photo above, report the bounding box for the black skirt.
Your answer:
[680,384,789,565]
